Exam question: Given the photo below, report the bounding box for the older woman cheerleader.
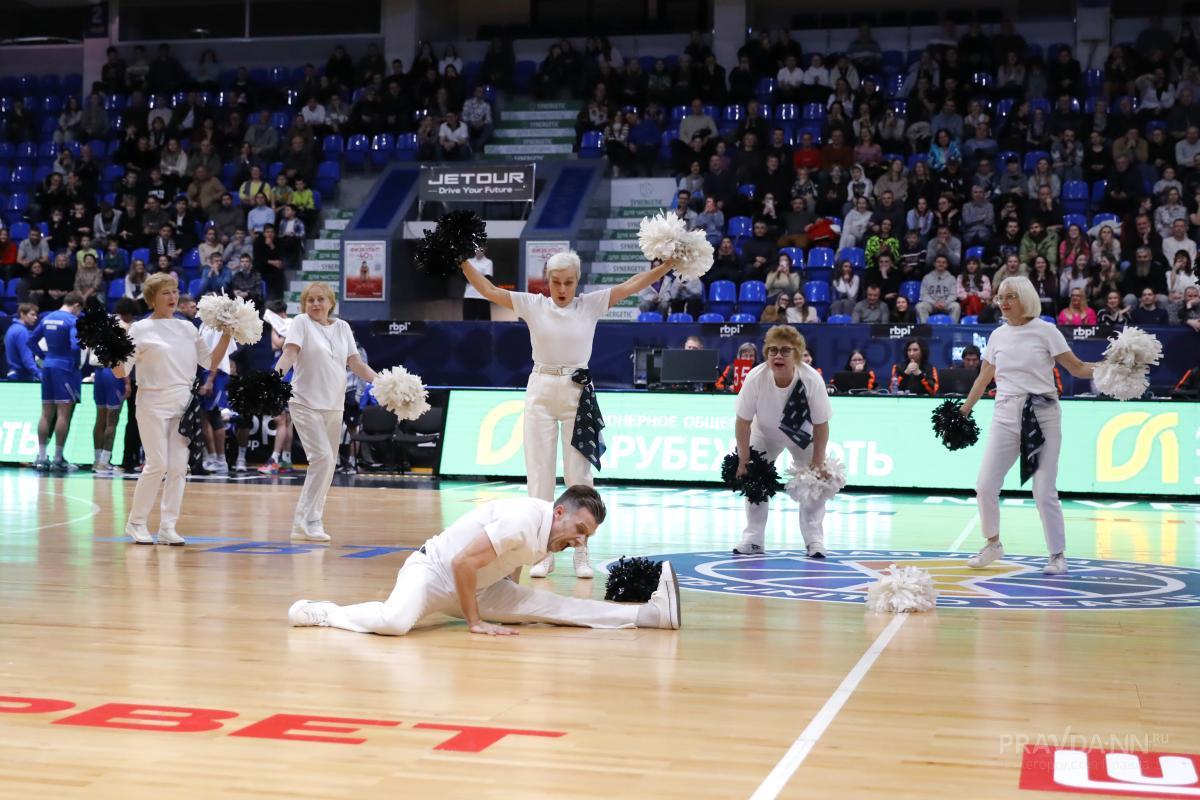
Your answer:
[960,276,1096,575]
[732,325,833,557]
[461,251,676,577]
[114,274,231,544]
[274,283,378,541]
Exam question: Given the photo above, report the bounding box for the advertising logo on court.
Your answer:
[1019,745,1200,798]
[642,550,1200,610]
[1096,412,1180,484]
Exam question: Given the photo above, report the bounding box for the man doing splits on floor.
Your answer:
[460,251,677,579]
[288,485,681,635]
[733,325,833,558]
[274,283,378,541]
[114,274,232,545]
[960,276,1096,575]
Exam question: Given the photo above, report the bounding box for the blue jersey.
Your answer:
[4,323,42,380]
[28,310,81,372]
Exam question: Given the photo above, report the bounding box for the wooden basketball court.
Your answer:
[6,469,1199,799]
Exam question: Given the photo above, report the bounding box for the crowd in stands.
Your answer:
[564,20,1200,331]
[0,39,502,314]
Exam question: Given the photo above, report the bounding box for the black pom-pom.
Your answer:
[604,556,663,603]
[76,295,135,368]
[228,370,293,418]
[414,210,487,277]
[720,448,783,504]
[932,399,980,451]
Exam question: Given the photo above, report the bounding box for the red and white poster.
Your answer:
[1020,745,1200,798]
[523,240,570,295]
[343,240,386,301]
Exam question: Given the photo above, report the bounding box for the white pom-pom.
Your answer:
[786,457,847,505]
[1102,326,1163,369]
[370,366,430,421]
[1093,327,1163,401]
[637,212,688,261]
[197,294,263,345]
[1093,361,1149,401]
[865,564,938,613]
[673,229,715,280]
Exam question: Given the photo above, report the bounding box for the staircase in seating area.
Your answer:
[483,101,580,162]
[290,207,353,314]
[575,178,682,321]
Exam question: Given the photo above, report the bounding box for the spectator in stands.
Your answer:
[741,220,777,282]
[820,129,853,173]
[1167,251,1197,320]
[197,252,232,298]
[437,111,471,161]
[1122,246,1169,310]
[863,218,899,270]
[829,260,859,316]
[848,283,885,324]
[1027,255,1058,316]
[693,197,725,244]
[1179,285,1200,332]
[867,251,902,307]
[962,184,996,246]
[765,253,801,301]
[890,339,938,395]
[788,290,819,323]
[460,86,494,154]
[1058,223,1089,270]
[705,238,744,287]
[186,165,225,220]
[1058,288,1097,325]
[1027,157,1061,201]
[73,254,102,300]
[917,255,961,322]
[230,253,263,310]
[17,228,51,278]
[124,259,147,304]
[273,171,294,209]
[840,195,872,250]
[899,230,927,279]
[1060,251,1092,304]
[957,256,992,318]
[1163,218,1196,266]
[244,110,279,162]
[925,225,962,271]
[187,139,222,180]
[703,153,737,211]
[1131,286,1170,325]
[759,292,790,323]
[209,195,242,245]
[1123,214,1163,263]
[413,115,438,161]
[1155,188,1188,239]
[1020,219,1059,270]
[799,53,830,105]
[254,224,285,301]
[246,193,276,234]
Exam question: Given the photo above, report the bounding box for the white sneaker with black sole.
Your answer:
[732,541,764,555]
[156,527,186,546]
[288,599,334,627]
[529,554,554,578]
[806,541,827,559]
[126,524,154,545]
[291,521,331,542]
[645,562,681,629]
[1043,554,1068,575]
[967,541,1005,568]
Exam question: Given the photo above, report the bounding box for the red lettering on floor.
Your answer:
[230,713,401,744]
[412,723,567,752]
[52,703,238,733]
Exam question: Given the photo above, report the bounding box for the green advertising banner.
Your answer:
[440,390,1200,497]
[0,383,128,465]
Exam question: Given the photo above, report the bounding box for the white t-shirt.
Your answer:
[510,288,613,367]
[736,362,832,448]
[984,318,1070,398]
[284,314,357,410]
[128,317,212,390]
[422,498,552,589]
[199,324,237,374]
[464,256,494,300]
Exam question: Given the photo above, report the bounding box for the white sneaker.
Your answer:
[291,521,331,542]
[235,457,247,472]
[529,554,554,578]
[573,544,594,578]
[210,460,229,475]
[288,599,334,627]
[967,541,1005,569]
[126,524,154,545]
[732,540,764,555]
[806,541,827,559]
[156,527,186,546]
[644,561,681,629]
[1043,554,1068,575]
[92,462,112,475]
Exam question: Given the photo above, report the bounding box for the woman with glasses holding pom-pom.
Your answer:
[959,277,1096,576]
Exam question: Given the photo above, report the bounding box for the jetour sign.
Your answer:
[419,165,535,201]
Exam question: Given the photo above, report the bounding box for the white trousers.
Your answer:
[975,396,1066,555]
[127,386,192,532]
[290,402,342,527]
[523,372,593,501]
[324,551,638,635]
[741,436,827,548]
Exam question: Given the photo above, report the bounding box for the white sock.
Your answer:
[281,453,292,465]
[54,446,65,460]
[348,456,356,466]
[38,444,47,459]
[635,603,662,628]
[94,449,102,462]
[100,449,111,464]
[238,446,247,460]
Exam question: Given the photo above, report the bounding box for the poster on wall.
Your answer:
[343,240,386,300]
[523,240,571,294]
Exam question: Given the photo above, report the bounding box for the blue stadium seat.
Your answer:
[807,247,835,268]
[707,280,737,317]
[804,280,830,304]
[826,314,852,324]
[775,103,799,121]
[778,246,804,267]
[182,249,201,269]
[899,280,921,302]
[697,313,724,323]
[3,279,19,313]
[807,267,834,283]
[637,312,664,322]
[1062,180,1089,214]
[801,102,825,121]
[1023,150,1050,174]
[667,312,694,323]
[1090,180,1108,208]
[267,161,284,181]
[722,104,744,121]
[1091,212,1119,228]
[344,134,369,170]
[1062,214,1087,231]
[321,135,344,161]
[131,247,150,265]
[370,134,394,168]
[9,221,29,242]
[579,131,604,158]
[1039,315,1056,323]
[737,183,756,199]
[961,315,979,325]
[394,133,418,161]
[737,280,767,318]
[838,247,865,268]
[755,78,775,103]
[315,160,341,196]
[729,313,758,323]
[927,314,954,325]
[187,278,204,298]
[965,246,986,262]
[727,216,753,240]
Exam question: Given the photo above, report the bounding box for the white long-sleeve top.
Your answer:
[128,317,211,390]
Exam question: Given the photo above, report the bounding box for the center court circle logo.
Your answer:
[636,550,1200,610]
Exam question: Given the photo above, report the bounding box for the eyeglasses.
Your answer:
[997,293,1021,302]
[765,346,796,357]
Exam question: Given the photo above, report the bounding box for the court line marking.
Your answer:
[6,490,103,534]
[949,513,980,551]
[748,613,908,800]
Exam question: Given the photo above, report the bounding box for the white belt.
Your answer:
[532,365,581,376]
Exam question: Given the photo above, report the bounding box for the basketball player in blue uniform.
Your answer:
[28,292,84,472]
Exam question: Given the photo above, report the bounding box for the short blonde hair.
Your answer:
[142,272,179,305]
[995,276,1041,319]
[545,250,581,280]
[764,324,806,356]
[300,282,337,314]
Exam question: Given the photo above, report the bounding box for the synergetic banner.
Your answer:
[440,389,1200,496]
[0,382,127,464]
[418,164,535,202]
